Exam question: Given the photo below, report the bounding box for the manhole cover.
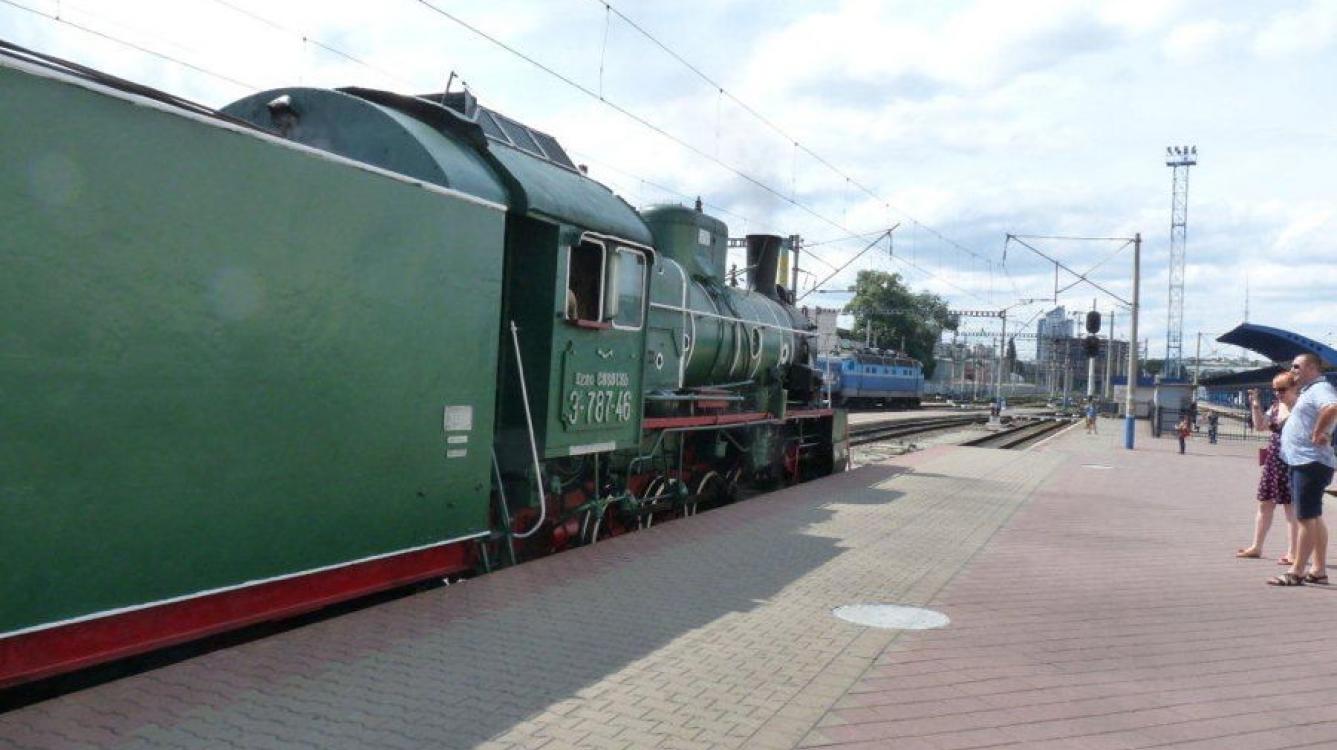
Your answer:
[832,604,949,630]
[1081,464,1114,470]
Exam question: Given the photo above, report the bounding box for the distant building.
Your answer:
[1038,336,1131,397]
[1035,306,1073,365]
[925,341,998,396]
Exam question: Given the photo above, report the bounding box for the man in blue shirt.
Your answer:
[1271,353,1337,586]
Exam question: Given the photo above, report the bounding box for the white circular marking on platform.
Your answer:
[1081,464,1114,470]
[832,604,949,630]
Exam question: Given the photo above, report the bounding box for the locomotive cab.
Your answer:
[544,231,653,455]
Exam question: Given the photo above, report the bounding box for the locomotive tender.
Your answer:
[0,45,846,687]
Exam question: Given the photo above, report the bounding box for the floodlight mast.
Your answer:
[1164,145,1197,381]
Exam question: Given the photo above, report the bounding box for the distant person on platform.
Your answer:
[1208,412,1219,444]
[1237,372,1299,565]
[1269,353,1337,586]
[1176,414,1191,454]
[1085,401,1098,434]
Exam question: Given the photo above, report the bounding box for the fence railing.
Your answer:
[1152,406,1267,443]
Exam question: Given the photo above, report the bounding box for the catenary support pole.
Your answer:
[1194,331,1202,388]
[995,313,1007,409]
[1125,233,1141,449]
[1087,353,1096,398]
[1104,308,1115,400]
[1063,349,1072,408]
[790,235,801,300]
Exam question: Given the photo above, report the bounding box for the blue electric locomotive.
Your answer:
[816,351,923,408]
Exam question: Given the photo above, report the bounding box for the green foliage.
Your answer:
[845,270,958,378]
[1143,358,1165,377]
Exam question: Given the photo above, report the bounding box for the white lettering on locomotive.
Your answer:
[565,371,633,427]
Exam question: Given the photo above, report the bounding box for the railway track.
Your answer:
[848,415,989,446]
[960,418,1074,449]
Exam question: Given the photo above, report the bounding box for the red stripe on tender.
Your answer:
[0,541,475,689]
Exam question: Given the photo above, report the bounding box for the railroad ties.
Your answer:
[849,409,1074,450]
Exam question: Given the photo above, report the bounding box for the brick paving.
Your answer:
[6,418,1327,749]
[800,421,1337,750]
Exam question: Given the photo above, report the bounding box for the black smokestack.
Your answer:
[746,234,783,300]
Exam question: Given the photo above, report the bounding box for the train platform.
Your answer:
[5,419,1336,750]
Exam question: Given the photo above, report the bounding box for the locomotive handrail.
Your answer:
[490,450,518,564]
[509,321,549,540]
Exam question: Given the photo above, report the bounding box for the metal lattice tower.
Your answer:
[1163,145,1196,381]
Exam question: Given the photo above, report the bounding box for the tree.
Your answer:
[845,270,958,378]
[1143,358,1165,377]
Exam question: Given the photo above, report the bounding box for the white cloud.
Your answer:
[741,0,1124,102]
[3,0,1336,351]
[1269,203,1335,255]
[1162,19,1242,63]
[1253,0,1337,58]
[1096,0,1190,31]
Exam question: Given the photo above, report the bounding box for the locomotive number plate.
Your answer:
[564,369,634,428]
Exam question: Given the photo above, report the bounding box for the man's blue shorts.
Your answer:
[1291,462,1335,520]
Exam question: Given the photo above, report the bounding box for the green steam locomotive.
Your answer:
[0,42,846,688]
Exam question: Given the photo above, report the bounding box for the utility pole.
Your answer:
[1124,233,1141,450]
[789,234,801,300]
[1063,347,1072,408]
[995,314,1008,409]
[950,337,958,396]
[1086,300,1097,399]
[1086,349,1096,398]
[1104,308,1115,400]
[1193,331,1202,389]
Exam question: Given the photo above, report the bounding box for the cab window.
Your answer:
[566,240,605,323]
[605,247,646,330]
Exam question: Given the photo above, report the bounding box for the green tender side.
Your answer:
[0,61,504,634]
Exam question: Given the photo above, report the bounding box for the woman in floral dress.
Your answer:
[1237,372,1299,562]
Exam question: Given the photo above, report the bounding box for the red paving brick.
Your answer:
[801,421,1337,750]
[5,419,1335,749]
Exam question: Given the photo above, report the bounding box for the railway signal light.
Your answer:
[1085,310,1101,334]
[1084,335,1101,357]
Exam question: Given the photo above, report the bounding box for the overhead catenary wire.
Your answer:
[1053,239,1132,296]
[204,0,415,89]
[594,0,994,271]
[411,0,991,303]
[411,0,848,238]
[4,0,895,293]
[0,0,258,90]
[7,0,995,305]
[570,152,845,273]
[796,227,897,303]
[25,0,857,260]
[1005,234,1132,308]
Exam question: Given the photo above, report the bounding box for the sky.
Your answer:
[3,0,1335,363]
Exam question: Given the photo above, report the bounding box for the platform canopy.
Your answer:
[1216,323,1337,366]
[1199,366,1282,388]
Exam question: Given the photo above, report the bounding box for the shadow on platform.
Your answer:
[1,463,918,748]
